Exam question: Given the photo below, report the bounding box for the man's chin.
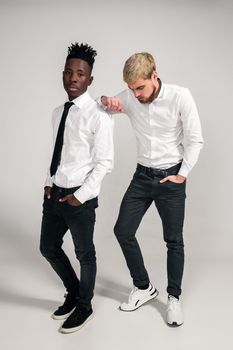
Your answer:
[67,92,81,100]
[138,98,147,104]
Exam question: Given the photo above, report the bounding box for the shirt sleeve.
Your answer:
[44,172,54,187]
[44,108,59,187]
[73,111,114,203]
[178,88,204,177]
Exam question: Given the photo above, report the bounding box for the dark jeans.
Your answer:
[114,163,186,298]
[40,184,98,310]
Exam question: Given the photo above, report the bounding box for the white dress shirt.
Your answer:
[115,82,204,177]
[45,91,114,203]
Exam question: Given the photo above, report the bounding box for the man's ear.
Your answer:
[89,76,94,86]
[151,71,158,80]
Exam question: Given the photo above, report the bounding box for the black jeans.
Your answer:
[114,163,186,298]
[40,184,98,310]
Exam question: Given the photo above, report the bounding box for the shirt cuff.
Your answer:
[44,175,54,187]
[73,188,94,204]
[95,97,108,111]
[178,167,189,178]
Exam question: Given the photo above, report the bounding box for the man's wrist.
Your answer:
[177,174,186,182]
[101,96,107,105]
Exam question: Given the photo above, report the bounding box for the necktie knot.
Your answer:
[64,101,74,110]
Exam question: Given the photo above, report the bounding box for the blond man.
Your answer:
[101,52,203,326]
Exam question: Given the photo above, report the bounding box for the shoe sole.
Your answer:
[167,321,183,327]
[60,313,94,333]
[119,289,159,312]
[51,308,76,320]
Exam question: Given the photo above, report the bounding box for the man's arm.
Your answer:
[178,88,204,178]
[75,112,114,203]
[160,88,203,184]
[43,108,59,198]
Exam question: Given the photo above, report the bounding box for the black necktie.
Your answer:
[50,101,74,177]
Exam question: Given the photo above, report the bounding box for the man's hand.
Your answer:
[160,175,186,184]
[44,186,52,199]
[101,96,123,112]
[59,194,82,206]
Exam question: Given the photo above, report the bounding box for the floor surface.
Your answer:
[1,242,232,350]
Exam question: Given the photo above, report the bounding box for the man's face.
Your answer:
[63,58,93,100]
[128,72,159,103]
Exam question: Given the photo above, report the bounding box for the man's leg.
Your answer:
[60,198,97,333]
[114,171,159,311]
[40,195,80,296]
[154,179,186,326]
[64,197,98,311]
[114,171,153,288]
[154,181,186,298]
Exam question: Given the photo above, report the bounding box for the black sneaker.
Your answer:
[52,293,78,320]
[60,306,93,333]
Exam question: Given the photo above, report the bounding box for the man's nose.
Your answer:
[70,72,78,82]
[134,91,140,98]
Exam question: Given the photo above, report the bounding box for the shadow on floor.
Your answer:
[151,296,167,324]
[0,288,59,311]
[95,276,168,324]
[95,276,130,302]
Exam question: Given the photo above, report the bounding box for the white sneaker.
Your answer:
[167,295,184,326]
[119,283,159,311]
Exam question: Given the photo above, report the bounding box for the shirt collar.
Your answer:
[69,91,92,109]
[152,78,164,102]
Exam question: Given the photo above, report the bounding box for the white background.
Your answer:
[0,1,232,349]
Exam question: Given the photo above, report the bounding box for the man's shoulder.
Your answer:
[89,99,113,120]
[53,103,64,113]
[51,104,64,122]
[162,83,190,102]
[163,83,187,94]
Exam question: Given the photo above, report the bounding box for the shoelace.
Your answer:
[168,296,179,311]
[128,287,139,302]
[69,307,87,321]
[63,292,78,300]
[58,293,76,310]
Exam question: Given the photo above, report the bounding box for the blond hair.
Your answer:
[123,52,156,84]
